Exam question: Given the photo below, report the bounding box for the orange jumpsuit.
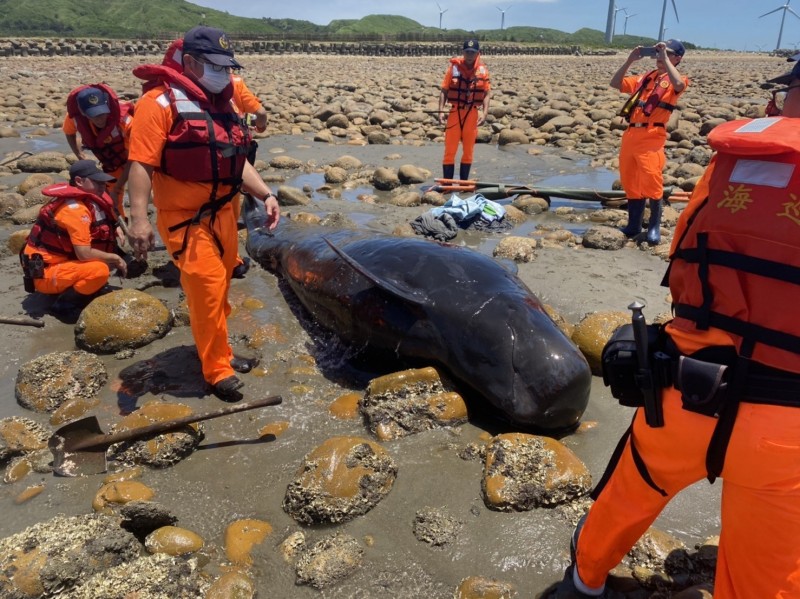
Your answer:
[618,72,688,199]
[62,113,132,218]
[24,199,114,295]
[441,57,490,168]
[127,85,243,387]
[231,74,264,224]
[575,158,800,598]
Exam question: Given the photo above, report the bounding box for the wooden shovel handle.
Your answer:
[0,316,44,328]
[71,395,283,451]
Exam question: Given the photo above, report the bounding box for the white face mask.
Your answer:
[197,64,230,94]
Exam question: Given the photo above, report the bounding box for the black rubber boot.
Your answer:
[646,199,662,245]
[49,287,95,323]
[211,375,244,402]
[620,199,646,237]
[232,256,251,279]
[459,163,472,181]
[442,164,455,180]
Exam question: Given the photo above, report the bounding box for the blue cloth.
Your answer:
[430,193,506,223]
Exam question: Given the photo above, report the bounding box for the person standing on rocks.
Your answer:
[551,63,800,599]
[438,38,491,182]
[611,40,688,245]
[21,160,126,321]
[63,84,134,220]
[133,37,266,280]
[126,26,280,402]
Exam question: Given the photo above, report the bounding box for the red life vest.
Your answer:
[668,117,800,373]
[134,67,249,186]
[445,56,490,108]
[66,83,132,173]
[26,184,118,260]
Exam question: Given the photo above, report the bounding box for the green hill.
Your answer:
[0,0,681,49]
[0,0,307,37]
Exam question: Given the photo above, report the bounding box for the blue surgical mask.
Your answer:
[198,64,231,94]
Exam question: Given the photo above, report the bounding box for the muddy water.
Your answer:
[0,131,721,596]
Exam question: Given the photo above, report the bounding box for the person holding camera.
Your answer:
[549,62,800,599]
[611,39,688,245]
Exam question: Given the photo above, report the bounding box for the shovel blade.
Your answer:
[49,416,109,477]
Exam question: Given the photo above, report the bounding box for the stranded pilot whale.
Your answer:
[244,196,591,430]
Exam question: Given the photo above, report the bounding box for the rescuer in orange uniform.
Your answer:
[126,26,280,401]
[611,39,688,245]
[134,37,267,280]
[552,62,800,599]
[438,38,491,182]
[63,84,134,219]
[22,160,126,320]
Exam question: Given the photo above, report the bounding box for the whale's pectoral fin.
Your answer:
[323,237,427,306]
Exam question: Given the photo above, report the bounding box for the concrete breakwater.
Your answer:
[0,37,583,58]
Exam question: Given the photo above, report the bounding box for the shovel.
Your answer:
[49,394,283,477]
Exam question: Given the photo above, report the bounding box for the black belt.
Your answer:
[628,122,665,129]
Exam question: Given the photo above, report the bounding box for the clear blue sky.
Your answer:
[189,0,800,52]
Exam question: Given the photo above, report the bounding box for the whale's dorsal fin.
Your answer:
[323,237,427,306]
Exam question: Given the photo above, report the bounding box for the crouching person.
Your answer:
[21,160,127,320]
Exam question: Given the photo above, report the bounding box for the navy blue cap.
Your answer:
[76,87,110,118]
[183,26,242,69]
[664,39,685,57]
[69,160,115,182]
[463,39,480,52]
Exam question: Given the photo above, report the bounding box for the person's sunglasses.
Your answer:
[192,55,231,73]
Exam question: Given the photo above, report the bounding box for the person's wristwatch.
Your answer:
[263,192,277,202]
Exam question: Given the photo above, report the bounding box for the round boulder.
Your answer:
[295,532,363,589]
[372,167,401,191]
[0,192,25,218]
[107,401,204,469]
[498,128,529,146]
[15,350,107,413]
[482,432,591,510]
[361,367,467,440]
[0,417,50,464]
[7,229,30,254]
[582,225,627,251]
[269,155,304,169]
[75,289,172,354]
[331,155,363,170]
[324,166,348,184]
[276,185,311,206]
[283,436,397,525]
[493,236,537,263]
[571,310,629,374]
[17,152,70,173]
[18,173,53,195]
[397,164,429,185]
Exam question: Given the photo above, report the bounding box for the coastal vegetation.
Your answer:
[0,0,680,49]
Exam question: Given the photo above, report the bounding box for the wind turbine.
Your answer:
[605,0,616,44]
[612,6,626,37]
[623,12,637,35]
[436,2,448,30]
[497,5,511,30]
[759,1,800,51]
[658,0,679,41]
